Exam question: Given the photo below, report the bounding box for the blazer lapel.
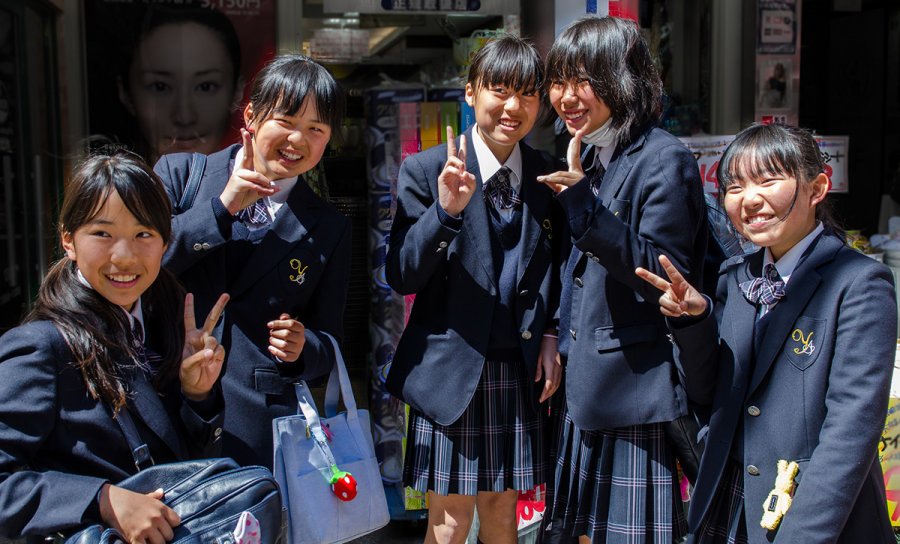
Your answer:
[748,234,838,394]
[230,179,319,297]
[516,146,550,285]
[595,130,648,203]
[726,253,762,393]
[125,368,188,460]
[461,129,496,286]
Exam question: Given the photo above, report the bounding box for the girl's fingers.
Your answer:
[458,134,467,165]
[658,254,687,286]
[268,345,288,359]
[567,128,586,174]
[446,126,457,158]
[201,294,229,335]
[182,293,196,334]
[635,267,672,293]
[241,129,255,171]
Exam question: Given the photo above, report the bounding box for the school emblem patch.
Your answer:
[289,258,309,286]
[785,316,826,370]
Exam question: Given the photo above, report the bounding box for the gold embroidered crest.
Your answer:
[289,259,309,286]
[791,328,815,356]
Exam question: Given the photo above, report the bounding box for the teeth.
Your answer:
[108,274,136,282]
[499,120,520,128]
[748,215,770,225]
[280,150,302,161]
[565,111,584,120]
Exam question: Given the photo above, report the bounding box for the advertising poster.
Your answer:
[680,134,848,194]
[758,57,792,111]
[323,0,518,14]
[757,0,798,54]
[84,0,276,165]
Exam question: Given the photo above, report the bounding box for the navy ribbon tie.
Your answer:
[740,263,785,306]
[589,159,606,196]
[483,166,521,210]
[238,198,271,226]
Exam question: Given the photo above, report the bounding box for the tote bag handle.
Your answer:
[321,332,358,419]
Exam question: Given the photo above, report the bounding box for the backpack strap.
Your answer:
[174,153,207,214]
[112,408,155,471]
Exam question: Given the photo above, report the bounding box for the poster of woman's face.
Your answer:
[758,58,792,111]
[84,0,276,165]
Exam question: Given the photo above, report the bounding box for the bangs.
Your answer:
[250,57,343,132]
[718,125,807,189]
[468,36,543,93]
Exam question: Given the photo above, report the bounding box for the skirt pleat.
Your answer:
[547,405,687,543]
[403,359,545,496]
[692,460,748,544]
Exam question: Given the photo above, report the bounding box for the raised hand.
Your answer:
[180,293,229,401]
[99,484,180,544]
[267,313,305,363]
[437,126,477,217]
[537,128,587,193]
[219,128,279,215]
[635,254,707,318]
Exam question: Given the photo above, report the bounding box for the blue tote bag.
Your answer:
[272,333,389,544]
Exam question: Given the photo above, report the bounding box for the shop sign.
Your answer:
[323,0,518,14]
[680,134,849,194]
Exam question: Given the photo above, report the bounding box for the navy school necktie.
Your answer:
[483,166,521,210]
[740,263,785,306]
[589,157,606,196]
[237,198,271,226]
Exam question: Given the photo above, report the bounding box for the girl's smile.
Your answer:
[549,79,612,135]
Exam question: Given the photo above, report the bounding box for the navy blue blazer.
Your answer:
[556,126,707,430]
[0,320,222,538]
[156,144,351,467]
[674,232,896,543]
[385,130,565,425]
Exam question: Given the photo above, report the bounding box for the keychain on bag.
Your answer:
[307,418,358,502]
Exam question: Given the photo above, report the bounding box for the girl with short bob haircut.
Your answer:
[387,35,565,543]
[637,123,896,543]
[0,150,227,541]
[538,15,708,543]
[156,54,352,469]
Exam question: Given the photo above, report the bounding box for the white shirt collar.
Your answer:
[470,126,522,193]
[763,222,825,285]
[233,147,299,208]
[122,298,145,341]
[589,144,616,172]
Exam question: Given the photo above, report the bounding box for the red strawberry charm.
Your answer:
[330,469,357,502]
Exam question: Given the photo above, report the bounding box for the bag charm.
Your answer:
[330,466,358,501]
[760,459,799,531]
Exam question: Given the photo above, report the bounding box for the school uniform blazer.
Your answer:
[156,144,351,467]
[385,129,565,426]
[556,126,707,431]
[673,232,896,543]
[0,320,222,538]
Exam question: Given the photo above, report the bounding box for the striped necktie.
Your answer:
[237,198,271,226]
[740,263,785,306]
[483,166,521,210]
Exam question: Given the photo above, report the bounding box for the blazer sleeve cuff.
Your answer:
[211,197,237,238]
[556,176,595,239]
[436,204,464,230]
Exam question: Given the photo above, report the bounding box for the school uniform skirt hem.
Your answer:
[403,358,546,496]
[547,405,687,543]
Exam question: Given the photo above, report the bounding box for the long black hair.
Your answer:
[717,123,843,238]
[26,150,185,412]
[544,16,663,145]
[245,54,344,135]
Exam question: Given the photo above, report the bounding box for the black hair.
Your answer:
[717,123,843,237]
[467,34,543,94]
[544,16,663,145]
[26,149,185,412]
[122,5,242,91]
[246,54,344,134]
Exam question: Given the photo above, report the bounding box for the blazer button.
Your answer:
[574,277,584,288]
[585,252,594,258]
[438,241,448,248]
[521,330,533,340]
[519,289,529,296]
[214,427,223,438]
[192,243,203,251]
[592,256,600,263]
[747,464,760,476]
[202,242,211,250]
[747,405,761,417]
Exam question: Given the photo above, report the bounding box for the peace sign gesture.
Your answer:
[537,128,587,193]
[180,292,229,401]
[219,128,279,215]
[635,255,707,318]
[438,126,477,217]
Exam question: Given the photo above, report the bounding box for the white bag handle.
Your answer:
[321,332,358,419]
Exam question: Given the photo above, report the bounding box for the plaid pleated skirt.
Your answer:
[403,359,546,496]
[547,406,687,543]
[692,460,748,544]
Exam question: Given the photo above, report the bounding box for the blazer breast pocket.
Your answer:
[607,199,631,222]
[785,316,827,370]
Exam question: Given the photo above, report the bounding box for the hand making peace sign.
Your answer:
[180,292,229,401]
[635,255,708,318]
[219,128,279,215]
[438,126,477,217]
[537,128,587,193]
